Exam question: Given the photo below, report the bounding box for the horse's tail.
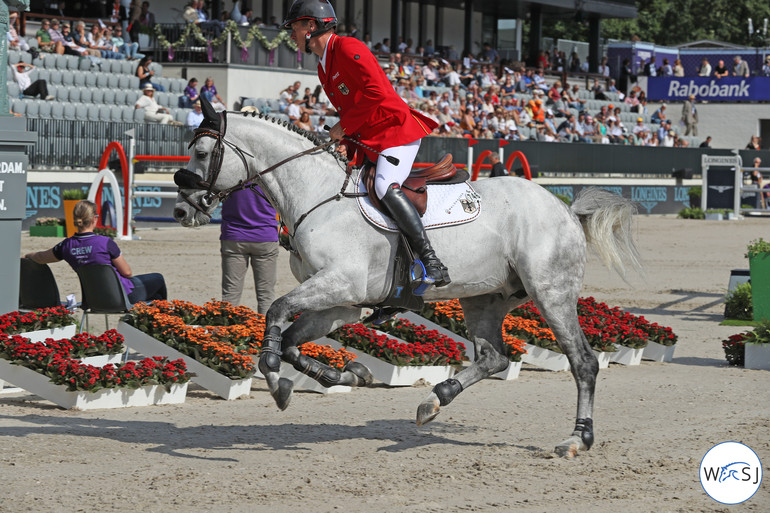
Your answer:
[570,188,643,281]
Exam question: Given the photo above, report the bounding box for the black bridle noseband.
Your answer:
[174,112,362,236]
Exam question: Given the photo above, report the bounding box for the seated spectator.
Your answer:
[294,111,313,131]
[532,69,548,92]
[286,98,302,121]
[25,200,167,304]
[591,79,608,101]
[662,129,676,147]
[625,89,640,109]
[189,0,225,37]
[135,84,177,124]
[48,20,87,57]
[87,23,123,59]
[36,19,58,54]
[598,57,610,77]
[111,25,141,60]
[135,55,166,91]
[547,80,562,104]
[7,12,34,57]
[180,78,200,108]
[11,63,55,100]
[651,104,667,124]
[59,23,90,57]
[73,21,102,57]
[186,100,203,128]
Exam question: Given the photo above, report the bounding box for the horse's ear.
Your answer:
[198,95,221,132]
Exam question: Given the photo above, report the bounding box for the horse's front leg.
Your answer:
[258,271,373,410]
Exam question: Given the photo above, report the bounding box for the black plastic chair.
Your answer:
[19,258,62,310]
[76,264,133,333]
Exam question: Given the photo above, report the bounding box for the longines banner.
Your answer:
[647,77,770,102]
[543,184,693,215]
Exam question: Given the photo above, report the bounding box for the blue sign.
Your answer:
[647,77,770,102]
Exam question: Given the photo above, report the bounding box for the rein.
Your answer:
[176,113,365,234]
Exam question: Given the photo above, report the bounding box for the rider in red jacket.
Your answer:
[284,0,450,288]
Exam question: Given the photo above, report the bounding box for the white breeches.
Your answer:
[374,139,421,199]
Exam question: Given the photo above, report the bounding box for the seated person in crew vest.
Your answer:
[24,200,167,304]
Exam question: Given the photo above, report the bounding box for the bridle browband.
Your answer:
[175,111,363,236]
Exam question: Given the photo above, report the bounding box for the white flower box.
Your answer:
[594,350,612,369]
[118,321,252,401]
[0,379,23,395]
[491,361,522,380]
[521,344,570,371]
[19,324,77,343]
[321,337,455,386]
[745,343,770,371]
[0,357,187,410]
[642,341,676,363]
[397,312,475,360]
[610,345,644,366]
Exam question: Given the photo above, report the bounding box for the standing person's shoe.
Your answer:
[380,184,451,287]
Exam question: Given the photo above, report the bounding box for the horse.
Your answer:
[173,97,641,457]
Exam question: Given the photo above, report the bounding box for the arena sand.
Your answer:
[2,215,769,513]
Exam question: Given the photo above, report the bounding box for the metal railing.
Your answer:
[25,118,192,169]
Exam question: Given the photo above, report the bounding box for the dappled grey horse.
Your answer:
[173,99,641,456]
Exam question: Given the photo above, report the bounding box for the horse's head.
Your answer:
[173,96,252,227]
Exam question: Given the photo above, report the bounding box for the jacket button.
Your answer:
[356,133,361,138]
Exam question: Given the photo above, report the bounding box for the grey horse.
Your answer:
[173,100,641,457]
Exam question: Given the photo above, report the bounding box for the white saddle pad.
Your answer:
[356,173,481,232]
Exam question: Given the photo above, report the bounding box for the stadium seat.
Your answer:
[42,53,57,69]
[31,56,44,67]
[119,60,132,75]
[102,89,116,105]
[133,107,145,122]
[78,57,91,71]
[148,62,162,77]
[11,98,25,116]
[63,103,76,120]
[55,54,67,70]
[75,103,88,121]
[52,101,66,120]
[35,68,49,82]
[68,87,81,103]
[73,70,86,87]
[25,100,40,118]
[114,89,126,105]
[79,87,92,103]
[61,70,75,86]
[56,87,69,102]
[107,74,119,88]
[38,101,52,118]
[65,55,80,70]
[87,104,100,121]
[175,109,188,124]
[49,69,63,85]
[109,105,123,122]
[129,76,139,89]
[125,90,139,105]
[96,74,109,88]
[84,71,97,87]
[20,51,32,64]
[91,88,104,103]
[118,75,131,89]
[7,50,20,64]
[156,77,170,91]
[121,105,134,122]
[7,82,20,99]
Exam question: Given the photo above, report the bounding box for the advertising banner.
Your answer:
[647,77,770,102]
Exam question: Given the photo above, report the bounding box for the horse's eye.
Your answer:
[196,152,207,160]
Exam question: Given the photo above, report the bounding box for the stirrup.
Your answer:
[410,260,435,296]
[362,307,406,326]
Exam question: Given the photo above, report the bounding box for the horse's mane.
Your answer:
[231,110,349,165]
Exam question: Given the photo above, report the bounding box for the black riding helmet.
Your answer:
[283,0,337,53]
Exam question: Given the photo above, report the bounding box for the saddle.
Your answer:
[362,153,469,216]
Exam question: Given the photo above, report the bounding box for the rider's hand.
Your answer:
[328,122,344,142]
[335,142,348,158]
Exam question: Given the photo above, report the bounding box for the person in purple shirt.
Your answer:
[220,187,279,314]
[200,77,226,112]
[24,200,166,304]
[181,78,200,108]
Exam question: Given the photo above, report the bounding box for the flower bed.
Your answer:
[330,319,466,367]
[120,300,261,379]
[722,320,770,369]
[0,307,77,337]
[0,329,190,409]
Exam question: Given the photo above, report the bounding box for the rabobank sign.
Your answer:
[648,77,770,102]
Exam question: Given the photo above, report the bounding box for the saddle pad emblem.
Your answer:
[356,173,481,232]
[338,83,350,95]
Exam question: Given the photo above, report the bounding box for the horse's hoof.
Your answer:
[554,436,585,458]
[416,397,441,426]
[268,377,293,411]
[345,361,373,387]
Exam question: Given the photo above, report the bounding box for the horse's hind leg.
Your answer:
[416,294,512,426]
[534,295,598,457]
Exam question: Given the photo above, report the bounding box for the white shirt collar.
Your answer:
[320,34,333,73]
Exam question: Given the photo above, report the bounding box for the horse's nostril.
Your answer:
[173,208,186,220]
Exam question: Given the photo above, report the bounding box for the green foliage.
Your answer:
[530,0,770,50]
[94,226,117,239]
[34,217,64,226]
[688,186,702,197]
[62,188,87,200]
[677,207,705,219]
[747,319,770,344]
[555,193,572,206]
[746,237,770,258]
[724,282,752,320]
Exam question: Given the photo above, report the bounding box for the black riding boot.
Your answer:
[380,184,451,287]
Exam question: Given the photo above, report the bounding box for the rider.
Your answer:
[283,0,451,288]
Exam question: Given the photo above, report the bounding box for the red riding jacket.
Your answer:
[318,34,437,165]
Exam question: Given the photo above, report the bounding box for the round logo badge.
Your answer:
[700,441,763,504]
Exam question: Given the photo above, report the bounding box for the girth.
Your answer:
[363,153,468,216]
